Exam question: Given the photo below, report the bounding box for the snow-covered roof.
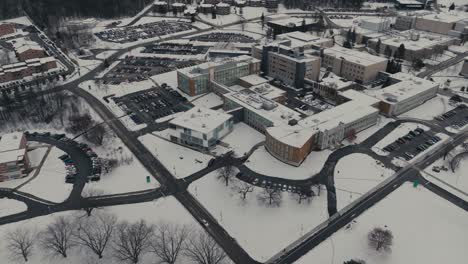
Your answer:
[369,30,455,52]
[266,90,379,147]
[0,149,25,163]
[170,107,232,133]
[178,55,259,78]
[225,89,301,127]
[0,132,24,153]
[420,13,468,24]
[217,3,230,7]
[276,31,333,48]
[10,38,44,54]
[371,73,439,104]
[324,47,388,66]
[250,83,286,100]
[239,74,269,86]
[268,17,315,28]
[320,73,354,90]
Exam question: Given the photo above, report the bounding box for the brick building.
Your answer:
[0,23,15,37]
[0,132,30,182]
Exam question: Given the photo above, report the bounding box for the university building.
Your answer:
[0,132,30,182]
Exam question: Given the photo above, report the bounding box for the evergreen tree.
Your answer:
[384,45,392,58]
[396,44,406,60]
[301,18,306,32]
[351,28,357,44]
[375,38,381,54]
[449,2,455,11]
[343,40,352,49]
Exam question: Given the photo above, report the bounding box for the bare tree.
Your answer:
[6,227,36,262]
[81,188,106,217]
[150,222,190,264]
[294,191,312,204]
[217,165,234,186]
[368,227,393,251]
[74,212,117,259]
[232,180,254,200]
[85,123,107,146]
[112,220,155,264]
[257,187,282,207]
[344,260,366,264]
[40,216,76,258]
[184,231,228,264]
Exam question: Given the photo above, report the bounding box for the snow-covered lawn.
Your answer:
[139,134,212,178]
[423,144,468,201]
[188,172,328,262]
[296,183,468,264]
[0,197,210,264]
[246,146,332,180]
[18,147,71,203]
[335,154,395,210]
[372,123,430,156]
[221,123,265,157]
[0,198,27,217]
[27,147,49,167]
[191,92,224,109]
[400,95,453,120]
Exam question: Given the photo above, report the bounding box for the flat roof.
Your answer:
[324,47,387,66]
[266,90,379,147]
[169,107,232,133]
[0,132,24,153]
[178,55,259,78]
[239,74,269,86]
[320,73,354,90]
[249,83,286,100]
[225,89,301,127]
[0,149,25,163]
[268,17,316,27]
[371,73,439,104]
[420,13,468,24]
[370,30,455,51]
[396,0,423,5]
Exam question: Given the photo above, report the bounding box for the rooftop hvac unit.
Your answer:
[288,119,298,126]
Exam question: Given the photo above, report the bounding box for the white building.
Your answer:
[359,17,392,32]
[168,107,234,150]
[371,72,439,116]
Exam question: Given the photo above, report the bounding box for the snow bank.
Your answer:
[0,198,27,217]
[221,122,265,157]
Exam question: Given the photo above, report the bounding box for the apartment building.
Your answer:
[0,132,30,182]
[0,57,58,84]
[0,23,15,37]
[12,38,46,61]
[177,55,260,96]
[322,47,388,84]
[169,107,234,150]
[372,72,439,116]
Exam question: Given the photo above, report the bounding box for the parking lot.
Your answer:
[112,84,193,125]
[434,104,468,130]
[103,57,199,84]
[189,32,256,43]
[142,43,209,56]
[382,127,442,161]
[95,21,193,43]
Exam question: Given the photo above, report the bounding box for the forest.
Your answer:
[0,0,152,27]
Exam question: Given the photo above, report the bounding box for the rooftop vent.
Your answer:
[288,119,298,126]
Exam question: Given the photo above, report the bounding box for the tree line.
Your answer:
[0,0,152,28]
[5,212,229,264]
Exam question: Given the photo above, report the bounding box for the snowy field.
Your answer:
[335,154,395,210]
[0,198,27,218]
[372,123,430,156]
[188,172,328,262]
[246,146,332,180]
[0,197,213,264]
[296,183,468,264]
[27,147,49,167]
[432,60,468,98]
[139,134,212,178]
[221,123,265,157]
[18,147,71,203]
[400,95,453,120]
[423,144,468,201]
